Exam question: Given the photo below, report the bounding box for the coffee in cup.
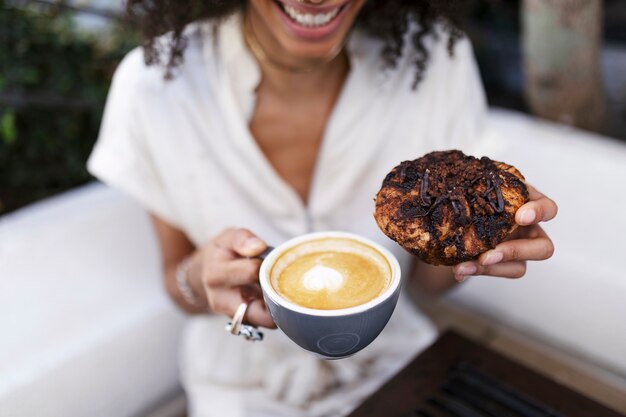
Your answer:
[269,237,392,310]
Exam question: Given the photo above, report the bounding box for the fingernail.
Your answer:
[456,263,477,276]
[455,275,466,283]
[244,237,264,251]
[520,209,536,224]
[482,251,503,266]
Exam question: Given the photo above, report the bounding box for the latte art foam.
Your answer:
[302,264,344,292]
[270,238,392,310]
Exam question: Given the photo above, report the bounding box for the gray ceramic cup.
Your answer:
[259,231,401,360]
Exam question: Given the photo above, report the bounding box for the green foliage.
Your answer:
[0,2,138,214]
[1,111,17,144]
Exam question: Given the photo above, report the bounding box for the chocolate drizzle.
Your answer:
[420,170,432,206]
[394,161,422,191]
[408,155,507,220]
[473,172,505,213]
[416,193,449,217]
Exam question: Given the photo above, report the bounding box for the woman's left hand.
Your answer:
[452,184,558,282]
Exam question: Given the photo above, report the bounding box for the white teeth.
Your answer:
[283,4,341,27]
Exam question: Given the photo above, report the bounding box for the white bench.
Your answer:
[0,184,185,417]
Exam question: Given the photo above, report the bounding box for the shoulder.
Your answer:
[111,21,217,98]
[110,47,154,92]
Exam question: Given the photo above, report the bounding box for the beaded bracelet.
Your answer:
[175,256,203,307]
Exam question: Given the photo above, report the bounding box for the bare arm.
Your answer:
[410,260,458,297]
[150,214,207,314]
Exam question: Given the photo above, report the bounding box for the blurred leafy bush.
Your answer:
[0,1,137,214]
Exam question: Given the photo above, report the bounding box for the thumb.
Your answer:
[214,228,268,258]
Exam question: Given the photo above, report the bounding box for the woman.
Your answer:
[89,1,557,416]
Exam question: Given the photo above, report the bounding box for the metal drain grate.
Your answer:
[408,362,564,417]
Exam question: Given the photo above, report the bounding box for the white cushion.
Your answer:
[0,184,185,417]
[447,109,626,376]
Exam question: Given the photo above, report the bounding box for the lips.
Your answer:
[282,4,341,27]
[272,0,352,41]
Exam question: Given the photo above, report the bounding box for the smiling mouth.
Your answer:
[275,1,347,28]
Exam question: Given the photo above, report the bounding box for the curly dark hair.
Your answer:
[126,0,465,87]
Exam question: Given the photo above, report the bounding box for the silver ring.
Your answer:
[229,302,248,335]
[225,302,264,342]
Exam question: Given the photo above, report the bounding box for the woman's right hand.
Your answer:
[190,228,276,328]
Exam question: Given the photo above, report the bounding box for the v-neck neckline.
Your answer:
[214,16,365,222]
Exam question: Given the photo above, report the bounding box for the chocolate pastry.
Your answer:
[374,150,529,266]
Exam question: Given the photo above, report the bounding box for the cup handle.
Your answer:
[254,246,275,261]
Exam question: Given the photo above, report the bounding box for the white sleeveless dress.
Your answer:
[88,13,487,417]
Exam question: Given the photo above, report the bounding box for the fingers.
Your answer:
[516,185,558,226]
[213,228,268,257]
[201,228,275,328]
[247,299,277,329]
[478,227,554,266]
[206,287,276,328]
[204,228,268,287]
[453,261,527,282]
[204,258,262,287]
[453,224,554,281]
